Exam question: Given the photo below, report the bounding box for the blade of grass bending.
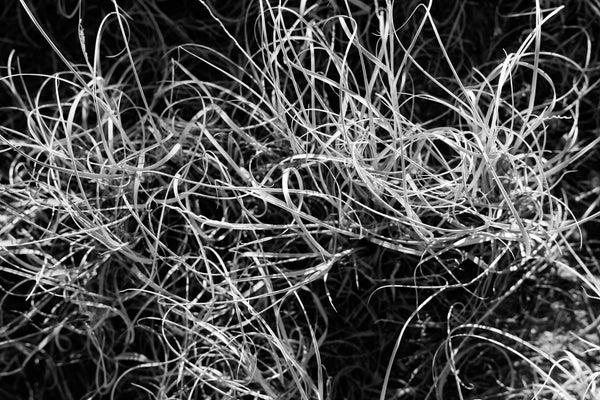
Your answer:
[379,288,446,400]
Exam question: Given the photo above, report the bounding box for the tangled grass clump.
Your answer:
[1,0,600,399]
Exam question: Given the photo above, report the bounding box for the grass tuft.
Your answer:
[1,0,600,399]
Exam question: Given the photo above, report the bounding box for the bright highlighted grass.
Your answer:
[1,1,600,399]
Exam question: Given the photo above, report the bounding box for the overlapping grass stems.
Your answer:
[1,0,600,399]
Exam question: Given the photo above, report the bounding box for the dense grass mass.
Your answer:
[1,0,600,399]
